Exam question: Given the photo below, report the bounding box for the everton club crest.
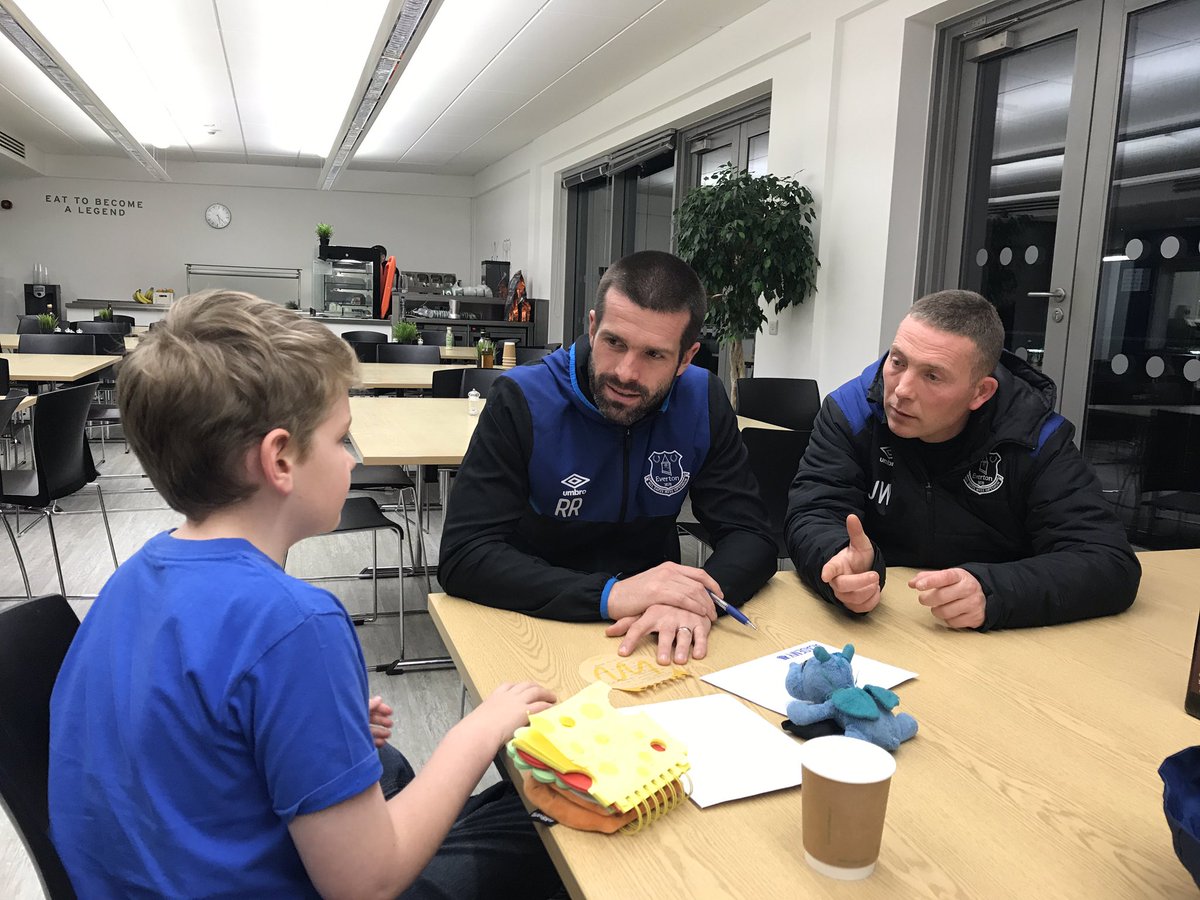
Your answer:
[963,451,1004,495]
[645,450,691,496]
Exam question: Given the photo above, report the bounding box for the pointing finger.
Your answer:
[846,514,872,553]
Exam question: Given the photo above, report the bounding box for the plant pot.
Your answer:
[318,236,330,247]
[479,353,494,369]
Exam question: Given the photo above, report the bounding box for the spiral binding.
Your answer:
[620,771,691,833]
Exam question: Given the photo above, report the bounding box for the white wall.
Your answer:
[470,171,530,291]
[0,160,473,324]
[470,0,984,394]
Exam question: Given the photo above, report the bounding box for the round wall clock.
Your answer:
[204,202,231,229]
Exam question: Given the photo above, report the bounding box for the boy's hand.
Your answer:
[368,695,394,748]
[469,681,556,747]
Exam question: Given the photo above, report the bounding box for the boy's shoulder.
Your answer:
[113,532,350,635]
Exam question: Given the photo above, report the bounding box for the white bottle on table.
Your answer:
[468,388,481,416]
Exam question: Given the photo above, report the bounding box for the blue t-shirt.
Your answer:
[49,532,383,898]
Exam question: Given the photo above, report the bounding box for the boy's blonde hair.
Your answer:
[119,290,358,521]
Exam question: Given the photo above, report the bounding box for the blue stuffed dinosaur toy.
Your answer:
[785,644,917,752]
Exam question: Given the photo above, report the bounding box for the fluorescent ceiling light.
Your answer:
[320,0,433,189]
[357,0,489,161]
[10,0,186,150]
[0,4,169,180]
[1102,255,1130,262]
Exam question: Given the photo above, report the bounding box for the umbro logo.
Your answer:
[561,474,590,490]
[879,446,894,467]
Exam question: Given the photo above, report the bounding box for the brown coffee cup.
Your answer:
[800,735,896,880]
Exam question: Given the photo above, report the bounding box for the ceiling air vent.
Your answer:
[0,128,25,159]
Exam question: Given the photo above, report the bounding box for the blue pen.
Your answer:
[707,589,758,630]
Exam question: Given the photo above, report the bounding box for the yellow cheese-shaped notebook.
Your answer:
[512,681,690,812]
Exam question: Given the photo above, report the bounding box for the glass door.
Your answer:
[1070,0,1200,545]
[936,2,1102,391]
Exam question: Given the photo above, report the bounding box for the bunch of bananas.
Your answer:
[132,287,156,304]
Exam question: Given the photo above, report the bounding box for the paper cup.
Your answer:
[801,735,896,880]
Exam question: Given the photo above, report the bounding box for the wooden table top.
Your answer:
[5,354,116,382]
[355,363,464,390]
[1,334,137,352]
[429,551,1200,898]
[440,346,478,361]
[736,415,787,431]
[349,397,483,465]
[348,399,787,467]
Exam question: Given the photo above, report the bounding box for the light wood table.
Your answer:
[356,363,464,390]
[737,415,788,431]
[430,551,1200,898]
[6,354,116,383]
[440,346,478,362]
[2,334,137,352]
[349,396,482,465]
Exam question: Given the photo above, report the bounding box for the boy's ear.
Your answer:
[255,427,296,495]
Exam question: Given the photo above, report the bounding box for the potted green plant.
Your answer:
[476,336,495,369]
[97,306,114,321]
[392,320,418,344]
[674,162,820,399]
[316,223,333,247]
[36,312,59,334]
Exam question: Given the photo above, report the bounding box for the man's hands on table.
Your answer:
[604,562,720,665]
[909,567,986,629]
[820,514,881,613]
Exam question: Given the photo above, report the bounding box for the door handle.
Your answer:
[1026,288,1067,301]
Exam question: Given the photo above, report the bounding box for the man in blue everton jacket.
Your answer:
[785,290,1139,631]
[439,251,776,664]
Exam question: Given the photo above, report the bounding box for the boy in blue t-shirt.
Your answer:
[48,290,562,898]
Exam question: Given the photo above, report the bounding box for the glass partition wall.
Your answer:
[925,0,1200,547]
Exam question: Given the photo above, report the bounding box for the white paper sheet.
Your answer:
[700,641,918,716]
[626,694,805,808]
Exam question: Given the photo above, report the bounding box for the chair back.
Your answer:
[1141,410,1200,495]
[96,314,135,327]
[735,377,821,433]
[431,367,465,398]
[740,427,811,556]
[341,331,388,343]
[515,347,551,364]
[17,334,96,356]
[378,344,440,364]
[0,356,8,395]
[19,384,99,506]
[346,341,379,364]
[75,322,127,355]
[16,316,42,334]
[0,594,80,900]
[460,368,507,399]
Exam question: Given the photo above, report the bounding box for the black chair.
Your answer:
[461,368,507,398]
[16,316,42,335]
[515,347,551,364]
[420,329,448,346]
[95,314,135,328]
[0,594,79,899]
[378,344,441,364]
[735,377,821,433]
[431,367,507,399]
[76,322,129,356]
[678,426,810,565]
[342,330,388,344]
[1137,410,1200,542]
[0,393,26,482]
[17,334,96,356]
[740,427,812,558]
[0,383,118,598]
[345,341,379,364]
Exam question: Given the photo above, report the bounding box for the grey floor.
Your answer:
[0,437,478,899]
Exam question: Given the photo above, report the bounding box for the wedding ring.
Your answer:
[677,626,691,633]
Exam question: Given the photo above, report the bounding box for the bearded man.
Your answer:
[439,251,775,665]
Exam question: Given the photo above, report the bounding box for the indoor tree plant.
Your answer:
[392,320,418,344]
[674,162,819,398]
[315,223,333,246]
